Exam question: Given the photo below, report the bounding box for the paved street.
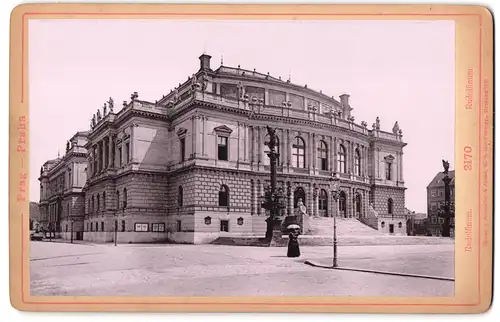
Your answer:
[30,241,454,297]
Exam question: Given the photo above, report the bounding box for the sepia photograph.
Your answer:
[26,17,458,298]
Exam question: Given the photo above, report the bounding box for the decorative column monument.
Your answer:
[441,160,452,237]
[261,126,286,245]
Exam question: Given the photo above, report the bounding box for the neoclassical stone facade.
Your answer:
[39,54,407,244]
[38,132,89,240]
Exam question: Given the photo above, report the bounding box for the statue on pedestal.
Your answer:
[266,125,278,153]
[237,81,245,100]
[103,103,107,116]
[375,117,381,130]
[442,159,450,175]
[96,109,102,121]
[108,97,114,113]
[392,121,400,134]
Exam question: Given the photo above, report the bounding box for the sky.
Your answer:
[28,19,455,212]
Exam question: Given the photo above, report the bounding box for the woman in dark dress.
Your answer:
[287,228,301,258]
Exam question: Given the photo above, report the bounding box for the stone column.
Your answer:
[308,184,313,217]
[130,124,137,163]
[308,133,313,169]
[333,138,338,173]
[237,122,241,162]
[192,115,198,158]
[287,130,292,167]
[280,129,286,166]
[244,124,249,162]
[288,186,293,216]
[329,136,334,172]
[257,127,262,165]
[251,179,256,215]
[312,134,317,169]
[251,126,256,164]
[202,116,207,156]
[108,135,113,168]
[258,180,264,215]
[376,147,381,178]
[400,152,404,181]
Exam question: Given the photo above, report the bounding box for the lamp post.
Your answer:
[329,173,340,268]
[114,219,118,246]
[70,216,74,244]
[261,126,286,243]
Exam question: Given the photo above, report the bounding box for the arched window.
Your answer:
[318,189,328,214]
[97,194,100,211]
[116,190,120,209]
[355,193,362,216]
[263,134,280,166]
[292,136,306,168]
[178,186,184,207]
[103,191,106,210]
[354,148,361,176]
[338,144,346,173]
[388,198,394,214]
[317,141,328,171]
[219,185,229,207]
[123,188,127,208]
[339,191,347,217]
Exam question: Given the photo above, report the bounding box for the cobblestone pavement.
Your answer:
[30,242,454,297]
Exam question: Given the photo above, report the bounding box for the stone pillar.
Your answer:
[400,152,404,181]
[308,184,313,217]
[130,124,137,163]
[287,130,292,167]
[329,136,334,172]
[251,179,256,215]
[244,124,249,162]
[314,188,319,217]
[280,129,286,166]
[312,134,317,169]
[258,180,264,215]
[376,147,381,178]
[202,116,207,156]
[333,138,338,173]
[237,122,241,162]
[288,183,294,216]
[192,115,198,158]
[256,127,262,165]
[308,133,313,169]
[251,126,257,164]
[108,135,113,168]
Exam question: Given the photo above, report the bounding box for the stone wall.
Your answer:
[371,185,405,215]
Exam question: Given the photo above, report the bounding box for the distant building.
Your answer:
[426,170,455,236]
[29,202,40,231]
[38,132,89,239]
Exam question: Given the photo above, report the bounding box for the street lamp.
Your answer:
[70,216,74,244]
[329,172,340,268]
[114,219,118,246]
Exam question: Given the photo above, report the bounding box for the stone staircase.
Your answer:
[304,217,381,237]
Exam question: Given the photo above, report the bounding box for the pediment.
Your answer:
[214,125,233,136]
[176,127,188,137]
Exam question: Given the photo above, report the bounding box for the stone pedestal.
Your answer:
[266,218,283,246]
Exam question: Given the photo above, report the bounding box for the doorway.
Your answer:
[389,224,395,234]
[293,187,306,209]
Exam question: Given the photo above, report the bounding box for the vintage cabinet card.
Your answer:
[9,3,493,313]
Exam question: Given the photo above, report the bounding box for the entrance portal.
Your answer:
[389,224,395,234]
[293,187,306,209]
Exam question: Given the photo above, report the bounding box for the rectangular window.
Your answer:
[385,162,392,180]
[101,222,104,231]
[125,142,130,163]
[176,220,182,232]
[431,190,437,197]
[152,223,166,232]
[134,223,149,232]
[118,146,123,166]
[220,220,229,232]
[217,136,228,160]
[180,137,186,162]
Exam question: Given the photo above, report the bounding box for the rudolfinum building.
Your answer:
[38,54,408,244]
